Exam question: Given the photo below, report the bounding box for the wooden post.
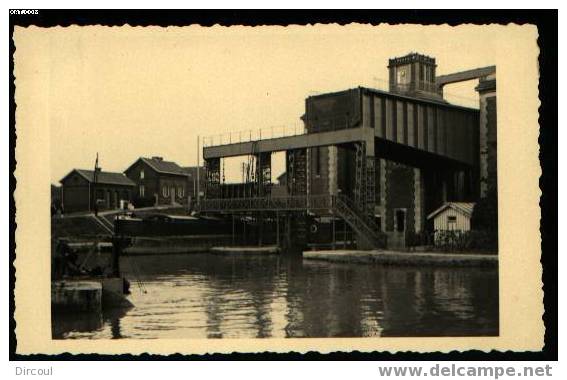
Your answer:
[332,211,336,250]
[243,217,247,245]
[111,237,121,277]
[196,135,200,208]
[258,212,263,247]
[343,219,347,249]
[285,213,291,250]
[276,210,280,247]
[232,214,235,246]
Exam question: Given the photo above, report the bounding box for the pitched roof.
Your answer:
[427,202,476,220]
[137,157,188,176]
[61,169,135,186]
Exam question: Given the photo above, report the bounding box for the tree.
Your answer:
[471,186,498,231]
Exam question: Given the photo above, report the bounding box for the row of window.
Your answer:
[138,185,185,198]
[95,189,130,201]
[162,186,184,197]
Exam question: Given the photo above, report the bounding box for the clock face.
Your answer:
[396,65,410,85]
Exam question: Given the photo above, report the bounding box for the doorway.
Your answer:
[395,209,406,232]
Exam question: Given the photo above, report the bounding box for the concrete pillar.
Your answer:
[379,159,387,232]
[328,146,338,196]
[413,168,425,233]
[276,211,280,247]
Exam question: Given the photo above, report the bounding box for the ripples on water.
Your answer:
[52,253,498,339]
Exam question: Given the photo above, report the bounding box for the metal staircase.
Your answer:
[91,214,114,235]
[333,195,384,249]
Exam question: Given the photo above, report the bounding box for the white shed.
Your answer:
[427,202,475,232]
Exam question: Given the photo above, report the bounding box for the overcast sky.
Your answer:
[14,24,498,185]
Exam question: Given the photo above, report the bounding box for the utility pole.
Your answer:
[196,135,200,208]
[93,152,99,216]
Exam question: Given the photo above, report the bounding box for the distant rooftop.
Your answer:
[61,169,135,186]
[139,156,188,176]
[427,202,476,220]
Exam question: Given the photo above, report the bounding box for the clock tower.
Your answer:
[388,53,444,102]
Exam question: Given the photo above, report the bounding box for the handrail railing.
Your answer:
[336,194,379,232]
[202,124,306,148]
[201,117,355,149]
[198,195,334,212]
[333,196,382,248]
[198,194,386,248]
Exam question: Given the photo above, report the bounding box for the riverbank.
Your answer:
[210,246,280,255]
[303,249,498,267]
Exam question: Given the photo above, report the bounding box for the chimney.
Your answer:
[151,156,163,162]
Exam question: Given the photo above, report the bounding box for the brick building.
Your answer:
[60,169,135,213]
[124,157,190,206]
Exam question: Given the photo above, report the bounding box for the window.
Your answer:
[140,169,145,180]
[447,215,457,230]
[139,185,145,197]
[163,186,169,197]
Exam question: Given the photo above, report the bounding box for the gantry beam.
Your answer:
[436,66,496,88]
[203,127,375,159]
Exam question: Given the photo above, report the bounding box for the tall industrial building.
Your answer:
[302,53,495,247]
[202,52,497,249]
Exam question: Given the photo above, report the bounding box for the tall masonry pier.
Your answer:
[199,53,496,250]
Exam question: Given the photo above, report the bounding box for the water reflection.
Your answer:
[53,253,498,339]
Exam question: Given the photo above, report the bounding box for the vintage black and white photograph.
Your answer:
[13,17,545,355]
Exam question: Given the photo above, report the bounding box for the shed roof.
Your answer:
[426,202,476,220]
[61,169,135,186]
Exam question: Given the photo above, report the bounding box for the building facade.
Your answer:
[124,157,190,206]
[60,169,135,213]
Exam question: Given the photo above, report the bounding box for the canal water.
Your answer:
[52,253,499,339]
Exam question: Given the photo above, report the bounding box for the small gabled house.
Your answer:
[427,202,476,233]
[60,169,135,213]
[124,156,189,206]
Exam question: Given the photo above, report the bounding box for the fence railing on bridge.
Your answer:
[198,194,387,249]
[198,195,334,212]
